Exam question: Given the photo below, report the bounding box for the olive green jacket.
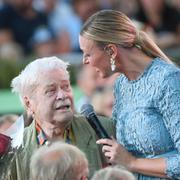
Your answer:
[5,114,115,180]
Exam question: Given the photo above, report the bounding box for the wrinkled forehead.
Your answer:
[37,69,70,86]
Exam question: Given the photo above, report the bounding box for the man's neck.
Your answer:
[37,121,70,140]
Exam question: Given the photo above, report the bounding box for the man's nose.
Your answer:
[56,90,66,100]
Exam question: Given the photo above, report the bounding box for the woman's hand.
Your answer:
[96,137,136,170]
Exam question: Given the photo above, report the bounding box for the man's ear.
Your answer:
[23,96,33,115]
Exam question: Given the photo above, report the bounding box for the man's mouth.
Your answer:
[55,105,71,111]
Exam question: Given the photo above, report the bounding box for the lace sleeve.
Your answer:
[157,71,180,179]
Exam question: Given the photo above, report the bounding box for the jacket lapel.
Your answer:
[72,115,95,149]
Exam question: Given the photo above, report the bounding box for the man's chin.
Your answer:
[54,111,73,124]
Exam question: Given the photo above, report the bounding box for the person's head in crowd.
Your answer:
[96,72,120,88]
[43,0,57,13]
[0,114,19,134]
[116,0,138,18]
[6,0,33,11]
[30,141,89,180]
[90,86,114,118]
[75,64,100,112]
[77,65,99,97]
[91,165,135,180]
[171,0,180,10]
[11,56,74,139]
[0,42,23,62]
[31,27,56,57]
[72,0,99,22]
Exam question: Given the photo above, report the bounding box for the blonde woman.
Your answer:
[79,10,180,179]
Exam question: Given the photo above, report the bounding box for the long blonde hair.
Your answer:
[80,10,172,63]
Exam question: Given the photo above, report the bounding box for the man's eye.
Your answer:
[63,85,70,91]
[46,89,55,94]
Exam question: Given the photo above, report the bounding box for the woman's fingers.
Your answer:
[96,137,115,146]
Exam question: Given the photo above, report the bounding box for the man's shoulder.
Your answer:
[22,120,37,148]
[72,114,114,126]
[98,115,116,137]
[73,114,116,137]
[98,115,114,124]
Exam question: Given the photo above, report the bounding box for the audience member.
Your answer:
[31,27,56,57]
[0,0,48,56]
[30,141,89,180]
[116,0,138,18]
[170,0,180,11]
[90,86,114,118]
[42,0,76,53]
[135,0,180,50]
[0,114,18,134]
[75,65,100,112]
[0,114,24,148]
[91,165,135,180]
[7,56,115,179]
[42,0,99,54]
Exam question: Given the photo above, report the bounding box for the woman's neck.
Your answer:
[118,47,153,80]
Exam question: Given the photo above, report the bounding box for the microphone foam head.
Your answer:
[80,104,94,117]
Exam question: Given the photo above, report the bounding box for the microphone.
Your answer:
[80,104,111,139]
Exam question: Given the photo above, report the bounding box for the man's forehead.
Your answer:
[39,69,68,78]
[43,80,70,87]
[37,70,69,85]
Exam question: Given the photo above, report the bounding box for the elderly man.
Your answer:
[30,141,89,180]
[6,56,115,180]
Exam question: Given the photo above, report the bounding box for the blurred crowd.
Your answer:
[0,0,180,120]
[0,0,179,61]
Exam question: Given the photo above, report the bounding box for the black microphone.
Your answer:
[80,104,111,139]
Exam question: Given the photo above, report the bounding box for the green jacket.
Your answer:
[6,114,115,180]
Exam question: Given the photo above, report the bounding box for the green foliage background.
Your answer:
[0,59,78,89]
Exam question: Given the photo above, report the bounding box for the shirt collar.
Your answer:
[35,122,75,145]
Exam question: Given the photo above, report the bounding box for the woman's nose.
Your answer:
[83,58,89,65]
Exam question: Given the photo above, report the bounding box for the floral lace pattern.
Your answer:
[112,58,180,179]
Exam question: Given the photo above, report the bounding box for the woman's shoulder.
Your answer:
[150,58,180,79]
[152,58,180,88]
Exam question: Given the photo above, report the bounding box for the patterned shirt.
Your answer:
[35,122,75,145]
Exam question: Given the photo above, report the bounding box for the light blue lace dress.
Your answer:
[112,58,180,179]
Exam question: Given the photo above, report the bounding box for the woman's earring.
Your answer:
[110,57,116,71]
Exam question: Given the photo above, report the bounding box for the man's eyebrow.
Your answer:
[43,83,56,88]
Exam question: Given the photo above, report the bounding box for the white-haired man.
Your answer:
[5,56,115,180]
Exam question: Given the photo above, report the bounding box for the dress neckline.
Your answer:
[123,58,158,84]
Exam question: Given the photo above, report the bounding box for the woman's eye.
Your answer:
[84,54,90,59]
